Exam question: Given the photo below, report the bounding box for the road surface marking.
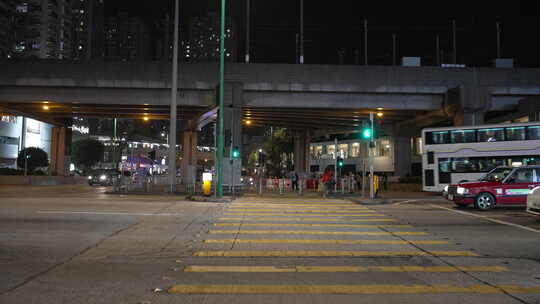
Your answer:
[168,284,540,294]
[225,209,376,214]
[204,239,448,245]
[214,223,412,228]
[232,203,362,207]
[38,211,181,216]
[230,204,369,210]
[430,205,540,234]
[184,265,508,273]
[218,217,397,222]
[193,250,479,257]
[223,213,386,217]
[208,230,427,236]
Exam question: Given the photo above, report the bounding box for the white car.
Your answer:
[526,186,540,216]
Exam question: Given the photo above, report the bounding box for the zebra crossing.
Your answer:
[167,197,540,302]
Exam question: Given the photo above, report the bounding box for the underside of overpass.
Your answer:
[0,101,427,130]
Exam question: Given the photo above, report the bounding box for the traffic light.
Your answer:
[232,146,240,158]
[361,122,372,139]
[337,156,344,168]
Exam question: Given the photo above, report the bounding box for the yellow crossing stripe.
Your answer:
[214,223,412,228]
[193,250,479,257]
[204,239,448,245]
[229,205,369,209]
[225,209,376,214]
[232,203,362,207]
[168,284,540,294]
[208,230,427,236]
[184,265,509,273]
[219,217,397,222]
[223,213,386,217]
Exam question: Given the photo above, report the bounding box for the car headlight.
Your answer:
[88,176,92,180]
[444,185,449,193]
[457,187,469,195]
[99,175,107,181]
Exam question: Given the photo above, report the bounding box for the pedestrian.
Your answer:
[322,169,334,197]
[291,172,299,191]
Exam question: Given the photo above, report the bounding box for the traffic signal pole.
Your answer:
[334,137,338,193]
[369,112,375,199]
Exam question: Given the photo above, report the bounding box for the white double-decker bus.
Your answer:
[422,122,540,192]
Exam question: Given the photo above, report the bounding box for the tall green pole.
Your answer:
[216,0,226,197]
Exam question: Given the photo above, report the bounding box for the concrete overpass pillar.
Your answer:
[293,129,310,174]
[393,136,412,178]
[49,119,72,176]
[180,129,197,186]
[219,82,243,187]
[447,86,491,126]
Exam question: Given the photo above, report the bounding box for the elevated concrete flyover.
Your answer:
[2,60,540,115]
[2,60,540,179]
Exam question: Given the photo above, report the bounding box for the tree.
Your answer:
[72,138,105,171]
[17,147,49,174]
[261,128,294,178]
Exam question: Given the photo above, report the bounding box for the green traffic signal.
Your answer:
[362,128,372,139]
[232,146,240,158]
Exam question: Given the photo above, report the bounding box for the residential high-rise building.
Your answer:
[72,0,104,60]
[0,0,16,58]
[104,12,152,61]
[184,13,237,62]
[12,0,73,59]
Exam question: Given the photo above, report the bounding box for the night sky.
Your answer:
[105,0,540,67]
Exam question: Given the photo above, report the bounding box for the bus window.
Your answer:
[426,131,449,144]
[528,126,540,140]
[450,129,476,143]
[477,128,505,142]
[506,127,526,141]
[477,158,498,172]
[452,158,478,173]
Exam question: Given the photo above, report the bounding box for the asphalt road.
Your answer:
[1,186,540,303]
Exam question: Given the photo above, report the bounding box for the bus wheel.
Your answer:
[474,193,495,211]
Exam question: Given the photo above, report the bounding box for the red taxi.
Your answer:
[447,166,540,210]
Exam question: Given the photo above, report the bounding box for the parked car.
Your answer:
[88,169,121,186]
[527,186,540,216]
[446,166,539,210]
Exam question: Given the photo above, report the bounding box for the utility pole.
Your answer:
[168,0,179,193]
[435,34,440,66]
[245,0,250,63]
[299,0,304,64]
[369,113,375,199]
[496,22,501,58]
[216,0,226,197]
[452,19,457,64]
[364,19,368,65]
[392,33,396,66]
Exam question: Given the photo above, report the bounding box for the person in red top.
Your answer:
[322,169,335,197]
